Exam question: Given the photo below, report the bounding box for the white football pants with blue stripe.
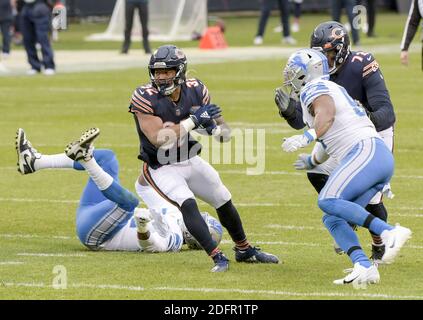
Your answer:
[318,137,395,260]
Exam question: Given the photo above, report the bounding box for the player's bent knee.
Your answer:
[212,185,232,209]
[94,149,116,163]
[318,197,337,214]
[322,213,343,231]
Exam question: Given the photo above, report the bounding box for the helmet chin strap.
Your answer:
[160,83,177,96]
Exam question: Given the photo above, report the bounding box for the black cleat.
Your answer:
[235,246,279,264]
[370,244,385,264]
[210,252,229,272]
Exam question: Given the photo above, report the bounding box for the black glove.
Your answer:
[190,104,221,128]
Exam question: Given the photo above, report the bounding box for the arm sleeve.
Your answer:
[400,0,422,51]
[128,88,155,115]
[282,100,306,130]
[362,55,396,131]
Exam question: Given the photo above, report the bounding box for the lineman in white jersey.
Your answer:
[15,127,222,253]
[281,49,412,287]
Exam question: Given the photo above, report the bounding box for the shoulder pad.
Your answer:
[129,84,158,115]
[186,78,210,105]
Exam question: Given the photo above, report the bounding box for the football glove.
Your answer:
[293,153,315,170]
[190,104,221,128]
[282,129,316,153]
[274,87,290,116]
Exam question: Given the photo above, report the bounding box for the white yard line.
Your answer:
[0,261,25,265]
[1,281,422,299]
[0,197,78,204]
[17,253,86,257]
[0,233,74,240]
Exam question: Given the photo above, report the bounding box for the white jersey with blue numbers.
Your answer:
[300,78,378,161]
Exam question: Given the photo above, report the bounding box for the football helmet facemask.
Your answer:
[310,21,350,74]
[148,44,187,96]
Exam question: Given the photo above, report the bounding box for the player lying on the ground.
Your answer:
[15,127,223,253]
[280,49,412,288]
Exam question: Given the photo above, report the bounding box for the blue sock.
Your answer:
[322,214,370,267]
[369,218,394,235]
[350,250,372,268]
[102,181,139,212]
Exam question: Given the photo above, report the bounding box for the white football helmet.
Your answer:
[283,48,330,100]
[182,212,223,250]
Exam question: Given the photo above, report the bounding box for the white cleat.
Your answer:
[43,68,56,76]
[282,36,297,45]
[334,263,380,289]
[65,128,100,162]
[253,36,263,45]
[380,225,412,264]
[15,128,41,175]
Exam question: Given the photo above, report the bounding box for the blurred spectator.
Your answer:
[121,0,151,54]
[21,0,55,75]
[357,0,376,37]
[400,0,422,68]
[0,0,14,58]
[331,0,360,46]
[254,0,296,45]
[12,0,23,45]
[290,0,302,33]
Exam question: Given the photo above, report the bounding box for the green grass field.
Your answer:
[1,13,423,300]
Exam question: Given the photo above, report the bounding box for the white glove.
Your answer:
[282,129,316,153]
[293,153,315,170]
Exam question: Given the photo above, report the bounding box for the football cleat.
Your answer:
[333,263,380,288]
[235,246,280,264]
[211,252,229,273]
[380,225,412,264]
[65,128,100,162]
[370,244,385,264]
[16,128,41,175]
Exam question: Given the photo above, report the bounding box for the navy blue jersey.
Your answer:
[286,51,396,132]
[128,78,211,169]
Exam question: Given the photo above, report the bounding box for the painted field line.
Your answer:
[0,233,74,240]
[154,287,423,300]
[2,281,422,299]
[220,240,321,247]
[17,253,86,257]
[0,197,78,204]
[265,224,324,231]
[0,261,24,265]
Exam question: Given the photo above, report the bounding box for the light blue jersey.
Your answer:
[300,78,378,161]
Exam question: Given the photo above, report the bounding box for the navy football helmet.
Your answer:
[148,45,187,96]
[310,21,350,74]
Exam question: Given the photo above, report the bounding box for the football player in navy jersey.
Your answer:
[128,45,279,272]
[275,21,396,262]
